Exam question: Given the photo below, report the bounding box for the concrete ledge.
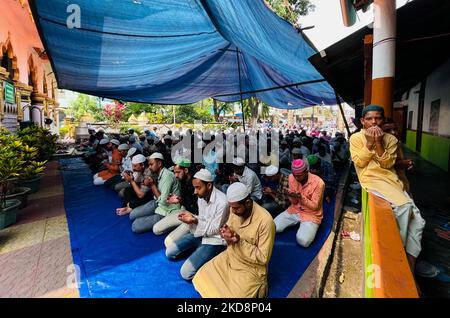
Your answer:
[364,193,418,298]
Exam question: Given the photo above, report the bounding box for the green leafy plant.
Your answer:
[19,160,47,180]
[18,143,47,180]
[17,125,58,161]
[0,129,25,209]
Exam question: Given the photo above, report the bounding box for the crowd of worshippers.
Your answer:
[78,126,350,297]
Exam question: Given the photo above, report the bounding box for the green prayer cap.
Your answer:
[175,157,191,168]
[362,104,384,117]
[307,154,319,167]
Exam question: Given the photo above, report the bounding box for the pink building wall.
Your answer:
[0,0,52,97]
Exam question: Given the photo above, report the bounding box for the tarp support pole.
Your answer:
[214,78,326,98]
[334,90,351,137]
[236,47,246,131]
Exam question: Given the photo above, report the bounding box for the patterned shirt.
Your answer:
[273,172,290,209]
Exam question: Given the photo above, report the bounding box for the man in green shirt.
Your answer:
[118,152,181,234]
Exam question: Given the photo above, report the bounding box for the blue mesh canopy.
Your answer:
[31,0,336,109]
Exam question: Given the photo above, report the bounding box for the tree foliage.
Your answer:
[66,94,104,121]
[266,0,315,25]
[213,99,234,122]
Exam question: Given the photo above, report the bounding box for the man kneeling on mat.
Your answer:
[165,169,229,280]
[193,182,275,298]
[273,159,325,248]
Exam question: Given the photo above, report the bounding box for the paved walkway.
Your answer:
[403,147,450,297]
[0,161,79,298]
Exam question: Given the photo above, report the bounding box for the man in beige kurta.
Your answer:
[193,182,276,298]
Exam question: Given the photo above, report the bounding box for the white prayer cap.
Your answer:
[233,157,245,166]
[149,152,164,161]
[226,182,250,202]
[131,154,146,164]
[126,147,137,158]
[98,128,105,133]
[263,165,279,177]
[99,138,109,145]
[193,169,214,183]
[118,144,129,151]
[111,139,120,146]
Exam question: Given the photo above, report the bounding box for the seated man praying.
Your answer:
[193,182,275,298]
[273,159,325,248]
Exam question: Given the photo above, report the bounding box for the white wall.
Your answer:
[405,83,421,131]
[423,58,450,136]
[403,58,450,136]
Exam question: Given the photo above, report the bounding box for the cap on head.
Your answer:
[263,165,279,177]
[118,144,130,151]
[99,138,109,145]
[226,182,250,202]
[131,154,146,164]
[233,157,246,167]
[362,104,385,117]
[149,152,164,161]
[175,157,191,168]
[193,169,214,182]
[111,139,120,146]
[306,154,319,167]
[292,159,308,174]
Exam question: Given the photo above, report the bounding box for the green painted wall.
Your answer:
[420,133,450,172]
[406,130,417,151]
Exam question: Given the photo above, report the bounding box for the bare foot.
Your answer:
[116,207,132,216]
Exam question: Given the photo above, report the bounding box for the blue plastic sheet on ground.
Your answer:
[59,157,334,297]
[31,0,336,109]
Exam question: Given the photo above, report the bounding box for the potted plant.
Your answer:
[18,159,47,194]
[0,130,24,229]
[18,125,58,161]
[16,126,52,193]
[5,186,31,210]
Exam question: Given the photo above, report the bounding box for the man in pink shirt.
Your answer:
[273,159,325,247]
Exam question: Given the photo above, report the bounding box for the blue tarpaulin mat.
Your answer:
[31,0,336,109]
[59,157,334,297]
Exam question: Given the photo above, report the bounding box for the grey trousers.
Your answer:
[164,223,191,248]
[153,210,183,236]
[391,199,426,258]
[129,200,163,234]
[274,211,320,247]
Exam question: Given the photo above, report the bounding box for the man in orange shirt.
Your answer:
[273,159,325,247]
[93,139,123,185]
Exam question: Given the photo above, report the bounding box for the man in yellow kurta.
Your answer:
[349,104,425,273]
[192,182,276,298]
